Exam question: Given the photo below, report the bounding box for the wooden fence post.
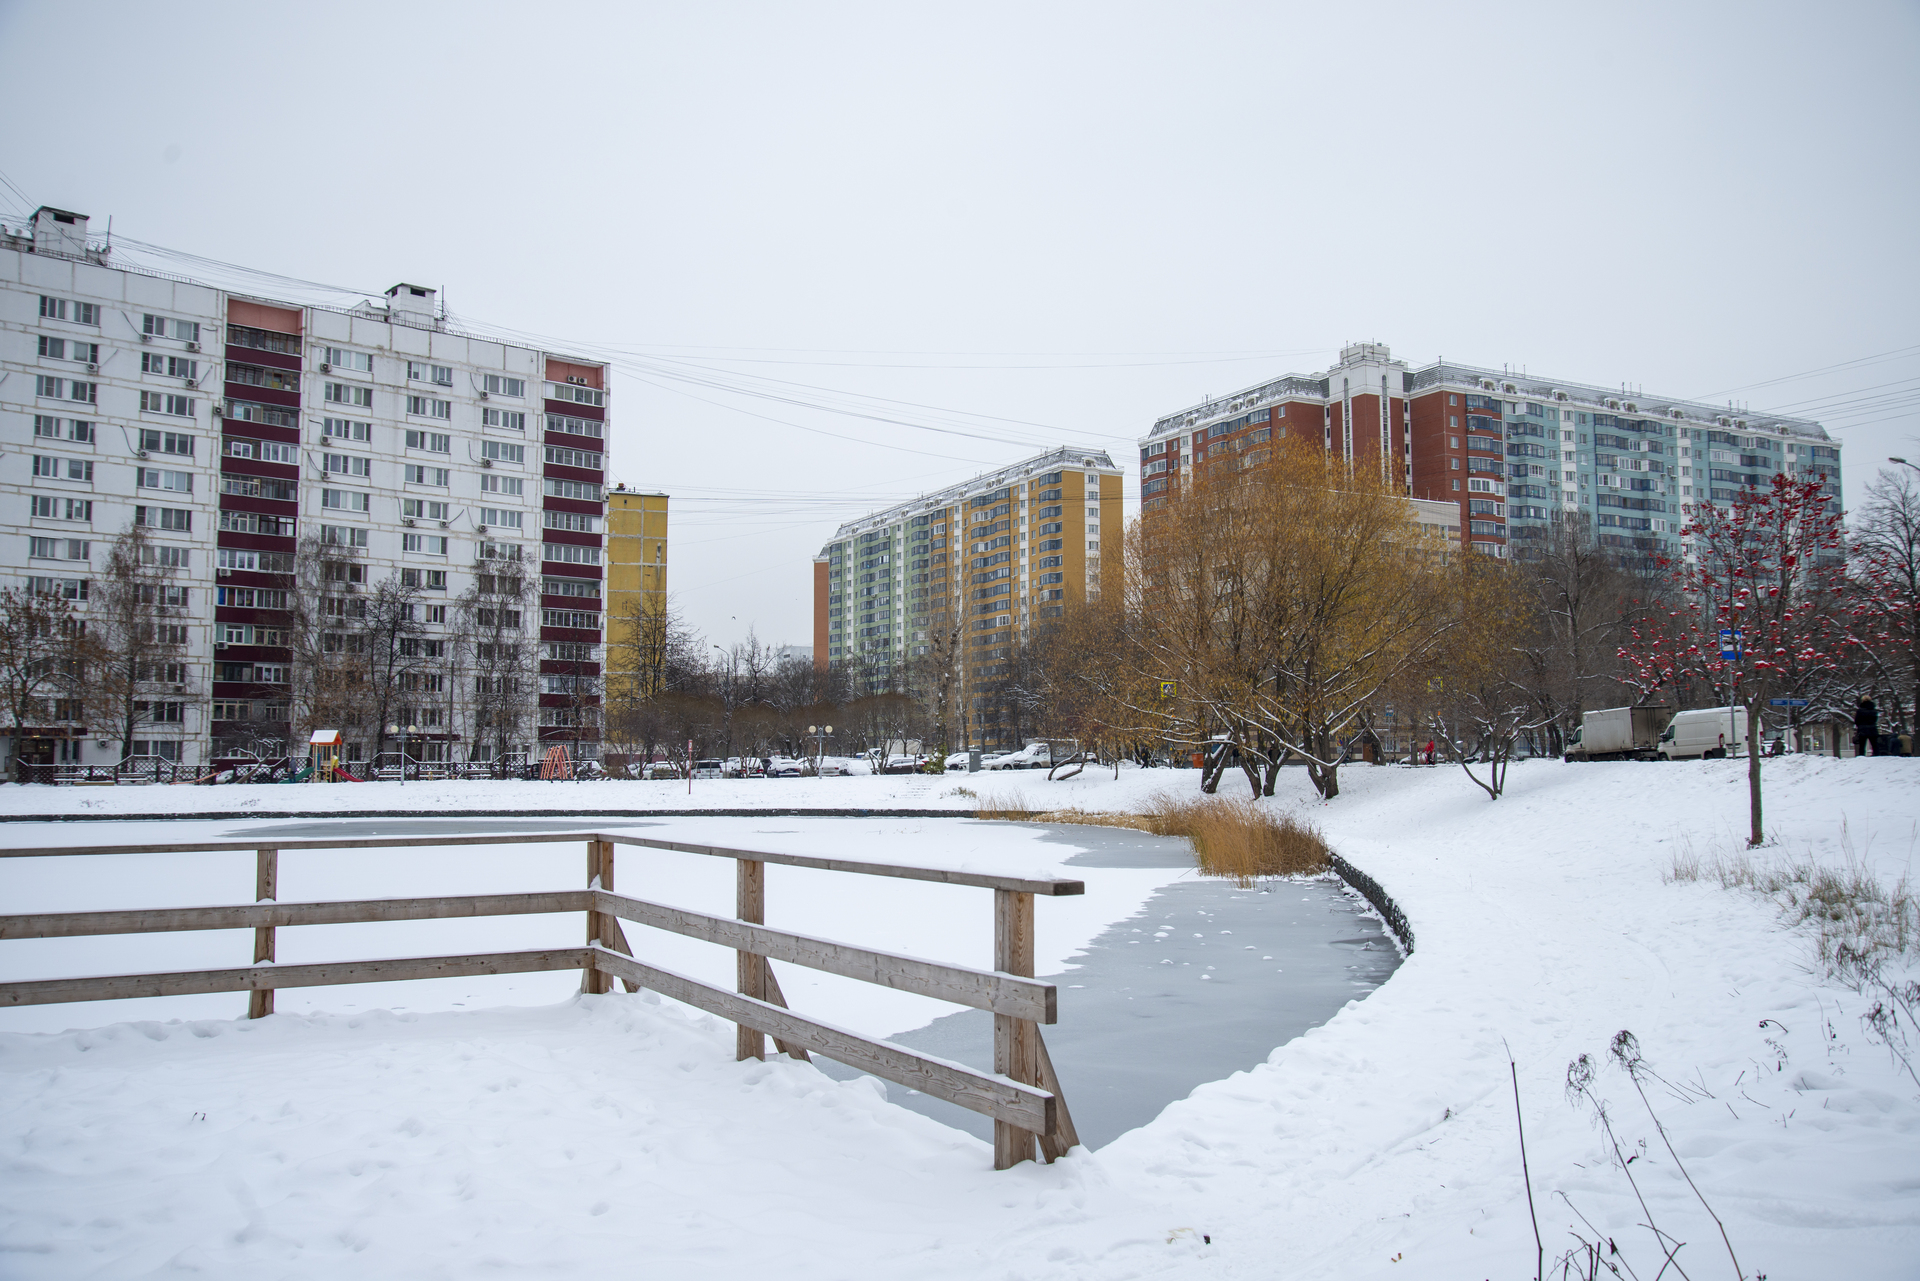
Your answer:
[736,859,767,1060]
[993,887,1037,1169]
[247,849,277,1018]
[584,839,613,995]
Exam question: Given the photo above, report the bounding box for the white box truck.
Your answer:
[1566,706,1672,762]
[1658,706,1750,760]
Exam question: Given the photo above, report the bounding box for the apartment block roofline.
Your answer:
[825,444,1120,541]
[1147,347,1830,443]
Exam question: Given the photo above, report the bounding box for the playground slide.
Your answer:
[329,764,365,782]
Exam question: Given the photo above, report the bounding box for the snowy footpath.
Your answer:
[3,756,1918,1278]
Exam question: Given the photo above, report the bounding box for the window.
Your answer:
[226,324,297,354]
[481,408,526,431]
[218,510,290,536]
[543,542,602,565]
[401,464,449,487]
[483,374,525,397]
[325,382,374,408]
[543,478,602,502]
[1035,538,1063,552]
[33,415,94,443]
[29,537,90,560]
[224,362,296,391]
[542,609,601,631]
[138,428,196,456]
[425,570,447,590]
[482,440,525,464]
[321,488,369,511]
[318,525,367,549]
[544,446,603,470]
[481,474,524,496]
[407,361,454,386]
[402,498,451,521]
[545,413,604,439]
[138,506,192,532]
[39,335,100,363]
[406,395,451,419]
[37,375,99,404]
[221,475,297,501]
[137,467,194,493]
[543,510,597,533]
[543,576,601,598]
[142,314,201,343]
[33,455,94,482]
[323,347,374,372]
[323,417,372,442]
[226,400,296,427]
[323,452,371,476]
[403,533,448,555]
[545,382,604,407]
[479,507,523,528]
[424,605,446,624]
[405,429,451,453]
[31,495,93,521]
[479,608,524,628]
[41,296,101,325]
[28,576,89,600]
[479,541,522,562]
[217,587,288,609]
[139,391,194,417]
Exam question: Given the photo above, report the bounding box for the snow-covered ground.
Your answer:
[3,756,1918,1278]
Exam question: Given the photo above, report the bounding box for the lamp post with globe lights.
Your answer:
[809,724,833,775]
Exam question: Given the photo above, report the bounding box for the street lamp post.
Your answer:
[808,724,834,774]
[1891,457,1919,475]
[386,723,418,785]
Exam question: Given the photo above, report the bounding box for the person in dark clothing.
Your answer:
[1854,697,1879,757]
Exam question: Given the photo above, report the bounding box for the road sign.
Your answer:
[1718,628,1744,660]
[1159,681,1178,699]
[1769,698,1809,708]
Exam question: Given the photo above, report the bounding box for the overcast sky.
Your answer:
[3,0,1915,651]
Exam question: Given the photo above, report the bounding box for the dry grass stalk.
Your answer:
[1666,838,1916,967]
[972,786,1030,821]
[1137,792,1329,886]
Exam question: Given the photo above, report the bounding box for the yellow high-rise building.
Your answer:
[606,488,670,701]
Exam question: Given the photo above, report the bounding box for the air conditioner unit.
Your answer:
[186,341,200,352]
[402,517,416,527]
[86,362,98,373]
[438,520,449,529]
[481,458,493,468]
[135,449,149,458]
[319,363,331,374]
[184,378,197,389]
[479,391,489,400]
[211,404,224,418]
[172,684,185,693]
[140,333,152,343]
[476,524,489,534]
[217,568,232,577]
[214,642,228,650]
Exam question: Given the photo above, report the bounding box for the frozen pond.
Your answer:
[818,824,1401,1149]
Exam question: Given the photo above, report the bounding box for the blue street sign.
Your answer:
[1719,628,1744,660]
[1769,698,1809,708]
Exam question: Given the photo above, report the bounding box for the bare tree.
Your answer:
[88,524,193,762]
[1850,466,1920,739]
[0,587,97,779]
[458,565,535,764]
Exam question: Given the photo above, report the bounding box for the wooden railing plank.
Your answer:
[0,831,1086,897]
[0,891,593,939]
[993,887,1040,1169]
[588,946,1054,1134]
[0,948,593,1007]
[601,833,1084,897]
[594,891,1054,1022]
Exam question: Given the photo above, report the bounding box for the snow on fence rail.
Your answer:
[0,830,1085,1169]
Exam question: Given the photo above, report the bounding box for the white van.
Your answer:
[1658,706,1749,759]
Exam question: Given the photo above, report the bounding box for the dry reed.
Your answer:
[991,791,1330,886]
[1667,838,1916,966]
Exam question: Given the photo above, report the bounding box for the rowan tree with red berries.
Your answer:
[1617,473,1852,846]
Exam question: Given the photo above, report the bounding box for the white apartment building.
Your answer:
[1,207,610,771]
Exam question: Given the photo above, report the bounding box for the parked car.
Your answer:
[986,741,1053,770]
[809,756,855,776]
[765,756,806,777]
[691,759,725,779]
[945,751,973,771]
[645,760,681,780]
[881,754,924,775]
[1566,706,1672,762]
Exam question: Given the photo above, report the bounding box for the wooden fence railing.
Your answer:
[0,830,1082,1168]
